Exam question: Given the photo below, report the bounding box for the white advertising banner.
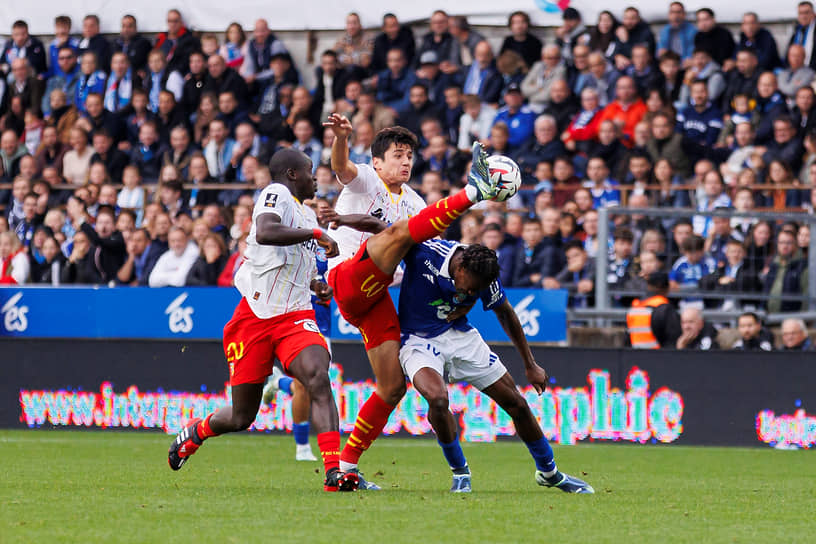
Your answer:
[0,0,801,34]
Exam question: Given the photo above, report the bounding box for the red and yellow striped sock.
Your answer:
[317,431,341,473]
[407,190,473,242]
[340,392,394,466]
[196,414,219,440]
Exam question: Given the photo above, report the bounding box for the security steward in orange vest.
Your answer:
[626,272,681,349]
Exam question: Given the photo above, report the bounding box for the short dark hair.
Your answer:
[460,244,500,285]
[658,51,681,64]
[13,20,28,30]
[508,11,530,26]
[614,226,634,243]
[564,239,586,253]
[268,148,312,181]
[739,311,761,324]
[696,8,715,18]
[674,218,693,230]
[55,15,72,27]
[681,234,705,253]
[96,205,116,221]
[371,126,418,159]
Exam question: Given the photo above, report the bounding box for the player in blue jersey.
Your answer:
[324,209,593,494]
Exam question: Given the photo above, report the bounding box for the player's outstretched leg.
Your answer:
[262,368,317,461]
[285,345,352,491]
[168,382,263,470]
[412,368,471,493]
[482,373,594,494]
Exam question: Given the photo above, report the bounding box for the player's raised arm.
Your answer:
[256,214,338,257]
[323,113,358,184]
[493,298,548,394]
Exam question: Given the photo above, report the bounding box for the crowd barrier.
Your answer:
[4,339,812,449]
[0,287,568,343]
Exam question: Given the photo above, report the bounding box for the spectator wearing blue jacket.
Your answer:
[462,41,504,106]
[492,83,535,151]
[376,48,417,112]
[676,80,723,159]
[47,16,80,78]
[582,156,621,208]
[74,51,107,114]
[657,3,697,62]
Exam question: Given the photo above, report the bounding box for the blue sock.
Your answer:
[525,436,557,474]
[293,421,309,446]
[278,376,294,395]
[438,439,468,472]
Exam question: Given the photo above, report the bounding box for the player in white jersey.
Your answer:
[168,149,356,492]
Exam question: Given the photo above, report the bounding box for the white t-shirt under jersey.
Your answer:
[235,183,319,319]
[327,163,426,270]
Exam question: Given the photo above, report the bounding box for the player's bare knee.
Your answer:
[232,410,256,431]
[502,393,530,419]
[303,369,332,398]
[290,379,304,396]
[378,379,406,405]
[427,395,449,416]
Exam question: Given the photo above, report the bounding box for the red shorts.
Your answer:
[327,241,400,350]
[222,299,328,385]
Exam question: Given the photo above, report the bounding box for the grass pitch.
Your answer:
[1,430,813,543]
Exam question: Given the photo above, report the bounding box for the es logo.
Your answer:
[335,309,360,336]
[165,293,194,333]
[1,292,28,332]
[514,295,540,337]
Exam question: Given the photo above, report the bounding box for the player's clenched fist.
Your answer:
[315,230,339,258]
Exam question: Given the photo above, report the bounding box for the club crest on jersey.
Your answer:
[453,292,467,304]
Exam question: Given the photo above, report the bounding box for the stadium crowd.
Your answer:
[0,4,813,348]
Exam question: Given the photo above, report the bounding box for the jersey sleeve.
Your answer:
[255,184,293,225]
[481,278,507,311]
[343,163,381,194]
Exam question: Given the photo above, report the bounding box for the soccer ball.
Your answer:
[487,155,521,202]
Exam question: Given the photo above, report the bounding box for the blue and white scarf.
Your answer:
[104,68,133,112]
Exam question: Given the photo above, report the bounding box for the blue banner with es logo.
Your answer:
[0,287,566,342]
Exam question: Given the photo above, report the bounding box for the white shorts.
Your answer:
[399,327,507,391]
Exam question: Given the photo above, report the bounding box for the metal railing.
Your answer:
[592,206,816,324]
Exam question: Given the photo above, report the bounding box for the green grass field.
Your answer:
[1,430,813,543]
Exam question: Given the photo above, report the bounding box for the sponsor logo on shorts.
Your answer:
[294,319,320,333]
[226,341,245,363]
[360,274,385,298]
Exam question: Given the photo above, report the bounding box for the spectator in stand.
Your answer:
[185,232,228,286]
[677,80,723,163]
[792,87,816,141]
[510,216,549,287]
[608,226,634,298]
[778,45,815,99]
[583,52,618,107]
[731,312,774,350]
[334,12,373,73]
[148,226,199,287]
[597,76,647,147]
[627,271,681,349]
[614,7,656,70]
[738,12,782,72]
[751,72,788,146]
[676,307,719,349]
[764,229,809,313]
[462,41,503,108]
[77,15,111,72]
[204,119,235,181]
[678,49,725,107]
[416,10,456,70]
[219,23,249,75]
[670,233,716,298]
[694,171,731,236]
[116,227,151,285]
[693,8,735,68]
[42,46,80,116]
[657,52,685,108]
[244,19,291,85]
[481,222,515,287]
[554,8,590,63]
[539,79,578,133]
[657,2,697,64]
[204,54,249,110]
[588,11,619,63]
[162,125,196,180]
[567,44,592,96]
[113,14,151,75]
[376,48,416,112]
[9,58,44,117]
[74,52,106,115]
[492,83,535,152]
[500,11,542,70]
[700,236,761,309]
[371,13,416,73]
[312,50,346,122]
[449,16,484,69]
[154,9,199,73]
[625,45,664,100]
[415,51,453,105]
[456,94,495,151]
[762,116,804,173]
[521,45,567,111]
[583,157,620,208]
[129,120,164,183]
[145,50,184,114]
[75,204,126,282]
[562,87,603,154]
[352,90,395,135]
[550,239,595,308]
[721,48,760,111]
[397,83,441,136]
[789,2,816,70]
[485,121,510,156]
[61,126,93,184]
[647,111,689,177]
[45,15,79,79]
[2,20,47,77]
[104,51,138,114]
[89,128,128,181]
[780,318,814,350]
[515,115,565,183]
